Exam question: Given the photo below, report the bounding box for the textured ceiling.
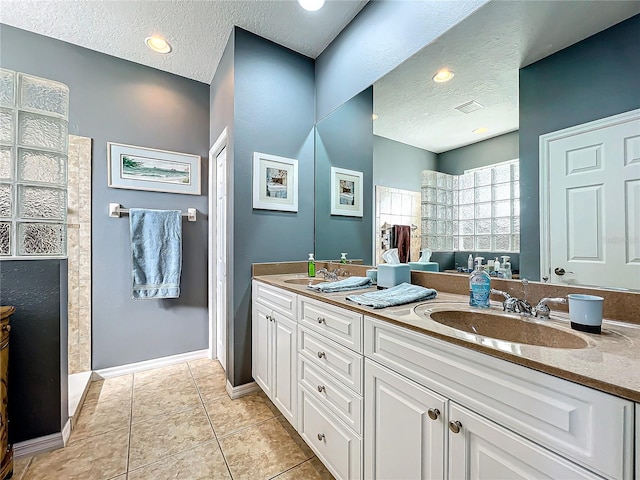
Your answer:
[374,1,640,154]
[0,0,368,83]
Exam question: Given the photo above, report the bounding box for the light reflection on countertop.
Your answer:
[254,273,640,402]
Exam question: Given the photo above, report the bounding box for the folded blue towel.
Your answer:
[308,276,372,293]
[346,282,437,308]
[130,208,182,299]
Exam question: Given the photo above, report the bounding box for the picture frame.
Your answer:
[331,166,363,217]
[107,142,201,195]
[252,152,298,212]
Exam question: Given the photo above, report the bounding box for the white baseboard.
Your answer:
[93,349,208,380]
[61,419,71,446]
[226,380,261,399]
[14,432,64,458]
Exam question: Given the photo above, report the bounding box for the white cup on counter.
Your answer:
[568,294,604,334]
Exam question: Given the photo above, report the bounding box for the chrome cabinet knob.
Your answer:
[317,385,326,393]
[2,324,10,332]
[427,408,440,420]
[317,316,325,324]
[317,351,326,359]
[317,433,325,441]
[448,420,462,434]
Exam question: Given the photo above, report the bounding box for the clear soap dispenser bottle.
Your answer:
[308,253,316,277]
[469,257,491,308]
[340,252,348,264]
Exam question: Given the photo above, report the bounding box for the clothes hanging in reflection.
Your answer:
[393,225,411,263]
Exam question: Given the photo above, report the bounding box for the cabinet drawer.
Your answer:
[298,386,362,480]
[253,280,297,318]
[299,296,363,352]
[298,355,363,435]
[365,316,634,480]
[298,326,363,395]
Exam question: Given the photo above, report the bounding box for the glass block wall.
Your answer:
[0,69,69,257]
[421,161,520,252]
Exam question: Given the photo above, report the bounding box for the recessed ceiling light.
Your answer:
[433,69,455,83]
[473,127,489,134]
[145,36,172,54]
[372,114,379,121]
[298,0,325,11]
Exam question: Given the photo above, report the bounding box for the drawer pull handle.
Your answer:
[317,385,326,393]
[317,433,325,441]
[317,351,326,359]
[317,316,325,324]
[427,408,440,420]
[448,420,462,434]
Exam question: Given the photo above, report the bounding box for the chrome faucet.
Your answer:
[316,262,349,281]
[533,297,567,320]
[491,289,533,315]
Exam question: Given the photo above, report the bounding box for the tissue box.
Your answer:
[408,262,439,272]
[377,264,411,288]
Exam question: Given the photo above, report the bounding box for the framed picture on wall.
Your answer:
[330,166,363,217]
[252,152,299,212]
[107,142,201,195]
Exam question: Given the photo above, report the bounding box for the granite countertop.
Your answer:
[254,273,640,403]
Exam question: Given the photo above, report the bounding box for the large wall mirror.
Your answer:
[314,1,640,290]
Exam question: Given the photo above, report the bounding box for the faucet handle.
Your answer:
[534,297,567,320]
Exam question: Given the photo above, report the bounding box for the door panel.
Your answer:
[547,115,640,289]
[272,315,296,428]
[252,302,271,398]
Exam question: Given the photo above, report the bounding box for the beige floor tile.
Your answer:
[271,457,335,480]
[132,376,201,423]
[195,373,228,403]
[188,358,225,378]
[220,416,313,480]
[11,456,32,480]
[205,391,279,437]
[128,404,214,470]
[133,362,192,391]
[84,374,133,404]
[69,397,131,442]
[109,476,126,480]
[23,428,128,480]
[127,440,231,480]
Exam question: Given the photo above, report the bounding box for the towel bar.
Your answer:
[108,203,197,222]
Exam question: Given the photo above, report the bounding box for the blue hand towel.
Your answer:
[308,276,372,293]
[130,208,182,299]
[346,282,437,308]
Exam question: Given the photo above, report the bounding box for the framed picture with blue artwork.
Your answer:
[252,152,298,212]
[331,166,363,217]
[107,142,201,195]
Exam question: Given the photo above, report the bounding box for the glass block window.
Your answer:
[0,68,69,257]
[421,160,520,252]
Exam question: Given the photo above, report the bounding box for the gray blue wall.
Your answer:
[0,260,68,443]
[0,25,211,371]
[519,14,640,280]
[373,135,437,191]
[225,29,316,386]
[316,88,373,264]
[315,0,487,121]
[437,131,519,176]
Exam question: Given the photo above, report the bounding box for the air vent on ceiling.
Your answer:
[455,100,483,114]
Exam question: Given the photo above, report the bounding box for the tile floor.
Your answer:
[12,358,334,480]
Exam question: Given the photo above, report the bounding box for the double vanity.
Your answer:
[251,267,639,480]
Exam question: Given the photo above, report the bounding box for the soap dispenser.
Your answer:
[308,253,316,277]
[469,257,491,308]
[340,252,348,264]
[501,255,512,279]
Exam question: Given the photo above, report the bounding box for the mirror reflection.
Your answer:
[315,1,640,290]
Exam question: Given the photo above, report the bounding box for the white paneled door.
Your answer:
[541,110,640,290]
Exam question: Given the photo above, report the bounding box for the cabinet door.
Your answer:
[365,359,446,480]
[448,403,601,480]
[252,302,272,398]
[272,314,297,429]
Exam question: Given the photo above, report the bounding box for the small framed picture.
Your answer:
[252,152,298,212]
[107,142,201,195]
[331,166,363,217]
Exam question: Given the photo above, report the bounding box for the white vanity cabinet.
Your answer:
[364,315,635,480]
[297,296,364,480]
[251,280,297,428]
